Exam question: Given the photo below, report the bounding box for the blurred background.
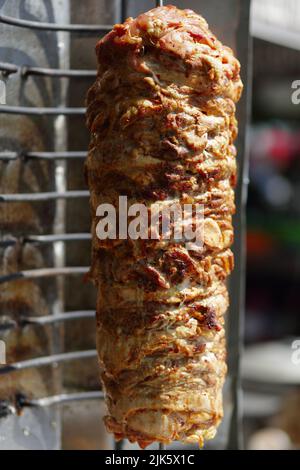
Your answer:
[242,0,300,451]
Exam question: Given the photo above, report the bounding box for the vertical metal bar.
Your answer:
[114,440,123,450]
[120,0,127,21]
[52,4,70,355]
[50,0,71,450]
[226,0,252,450]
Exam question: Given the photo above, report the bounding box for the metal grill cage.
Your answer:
[0,0,250,450]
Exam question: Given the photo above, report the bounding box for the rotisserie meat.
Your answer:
[86,5,242,448]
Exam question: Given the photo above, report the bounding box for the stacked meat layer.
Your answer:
[86,5,243,448]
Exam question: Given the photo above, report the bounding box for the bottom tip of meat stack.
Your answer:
[105,413,221,449]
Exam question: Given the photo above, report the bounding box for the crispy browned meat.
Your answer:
[85,5,242,448]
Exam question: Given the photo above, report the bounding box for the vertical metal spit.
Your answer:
[0,0,250,450]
